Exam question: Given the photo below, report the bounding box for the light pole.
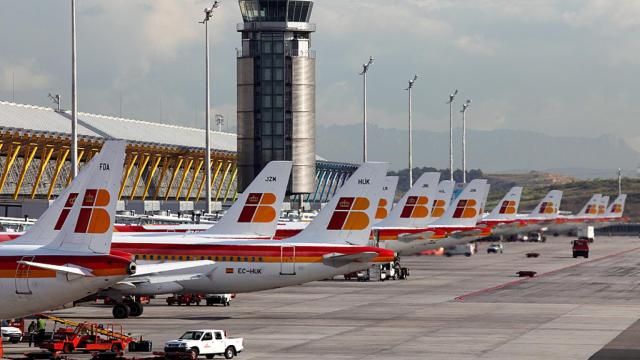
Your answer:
[215,114,224,132]
[201,1,220,214]
[405,75,418,188]
[618,168,622,196]
[48,93,61,111]
[359,56,374,163]
[460,99,471,183]
[71,0,78,178]
[446,89,458,181]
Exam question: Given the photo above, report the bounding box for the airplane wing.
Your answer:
[397,231,437,243]
[449,229,483,239]
[127,273,210,284]
[322,252,378,267]
[132,260,214,277]
[17,260,94,277]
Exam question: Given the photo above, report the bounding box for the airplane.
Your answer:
[375,176,399,222]
[596,194,628,227]
[430,180,456,221]
[501,190,563,237]
[114,161,293,238]
[0,141,135,319]
[547,194,601,235]
[374,178,490,256]
[101,162,396,318]
[478,186,523,236]
[273,175,400,238]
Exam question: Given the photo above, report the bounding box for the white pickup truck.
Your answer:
[164,329,244,359]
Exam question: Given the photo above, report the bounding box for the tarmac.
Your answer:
[4,235,640,360]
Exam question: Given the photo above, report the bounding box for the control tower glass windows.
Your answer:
[240,0,313,23]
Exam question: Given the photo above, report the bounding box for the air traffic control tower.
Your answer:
[236,0,316,195]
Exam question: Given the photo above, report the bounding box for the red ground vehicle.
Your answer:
[572,239,590,258]
[40,323,132,354]
[166,294,205,306]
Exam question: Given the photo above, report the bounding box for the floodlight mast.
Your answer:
[460,99,471,183]
[201,1,220,215]
[360,56,374,163]
[406,75,418,188]
[71,0,78,179]
[446,89,458,181]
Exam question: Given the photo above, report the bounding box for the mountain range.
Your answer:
[316,124,639,178]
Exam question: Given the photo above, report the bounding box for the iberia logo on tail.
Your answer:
[597,205,606,215]
[452,199,477,219]
[584,204,598,215]
[327,197,370,230]
[54,189,111,233]
[375,199,389,220]
[611,204,623,214]
[400,196,429,219]
[431,199,447,218]
[539,202,556,214]
[499,200,517,214]
[238,193,277,223]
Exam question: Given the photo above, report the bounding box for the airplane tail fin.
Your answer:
[478,184,491,220]
[487,186,523,220]
[529,190,562,219]
[606,194,627,218]
[377,172,440,228]
[8,141,126,254]
[597,195,610,217]
[374,176,399,222]
[204,161,292,237]
[576,194,602,218]
[289,162,388,245]
[430,180,455,220]
[431,179,488,227]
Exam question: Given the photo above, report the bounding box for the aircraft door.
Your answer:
[15,256,34,294]
[280,245,296,275]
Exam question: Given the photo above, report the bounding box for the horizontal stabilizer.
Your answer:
[398,231,436,243]
[17,261,93,277]
[133,260,214,277]
[322,252,378,267]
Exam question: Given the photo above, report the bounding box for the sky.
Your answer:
[2,0,640,153]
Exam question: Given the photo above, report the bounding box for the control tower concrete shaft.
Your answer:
[237,0,316,194]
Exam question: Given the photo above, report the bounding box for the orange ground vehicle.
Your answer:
[40,323,132,354]
[572,239,590,258]
[166,294,205,306]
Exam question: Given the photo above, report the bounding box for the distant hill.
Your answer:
[316,124,640,175]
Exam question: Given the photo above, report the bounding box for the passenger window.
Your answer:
[215,332,222,340]
[202,333,213,341]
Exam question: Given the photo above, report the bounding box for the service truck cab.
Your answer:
[572,239,590,258]
[164,330,243,359]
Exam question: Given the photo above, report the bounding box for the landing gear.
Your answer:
[125,300,144,317]
[112,303,130,319]
[112,298,144,318]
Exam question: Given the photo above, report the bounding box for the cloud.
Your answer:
[454,35,499,56]
[0,61,50,92]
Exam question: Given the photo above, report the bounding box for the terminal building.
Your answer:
[0,101,355,218]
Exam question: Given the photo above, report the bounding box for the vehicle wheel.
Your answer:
[112,303,130,319]
[224,346,235,359]
[465,253,471,257]
[206,355,215,359]
[128,301,144,317]
[10,337,19,344]
[226,301,230,306]
[190,347,199,360]
[585,254,589,258]
[196,300,201,306]
[445,253,452,257]
[63,343,74,354]
[111,344,122,353]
